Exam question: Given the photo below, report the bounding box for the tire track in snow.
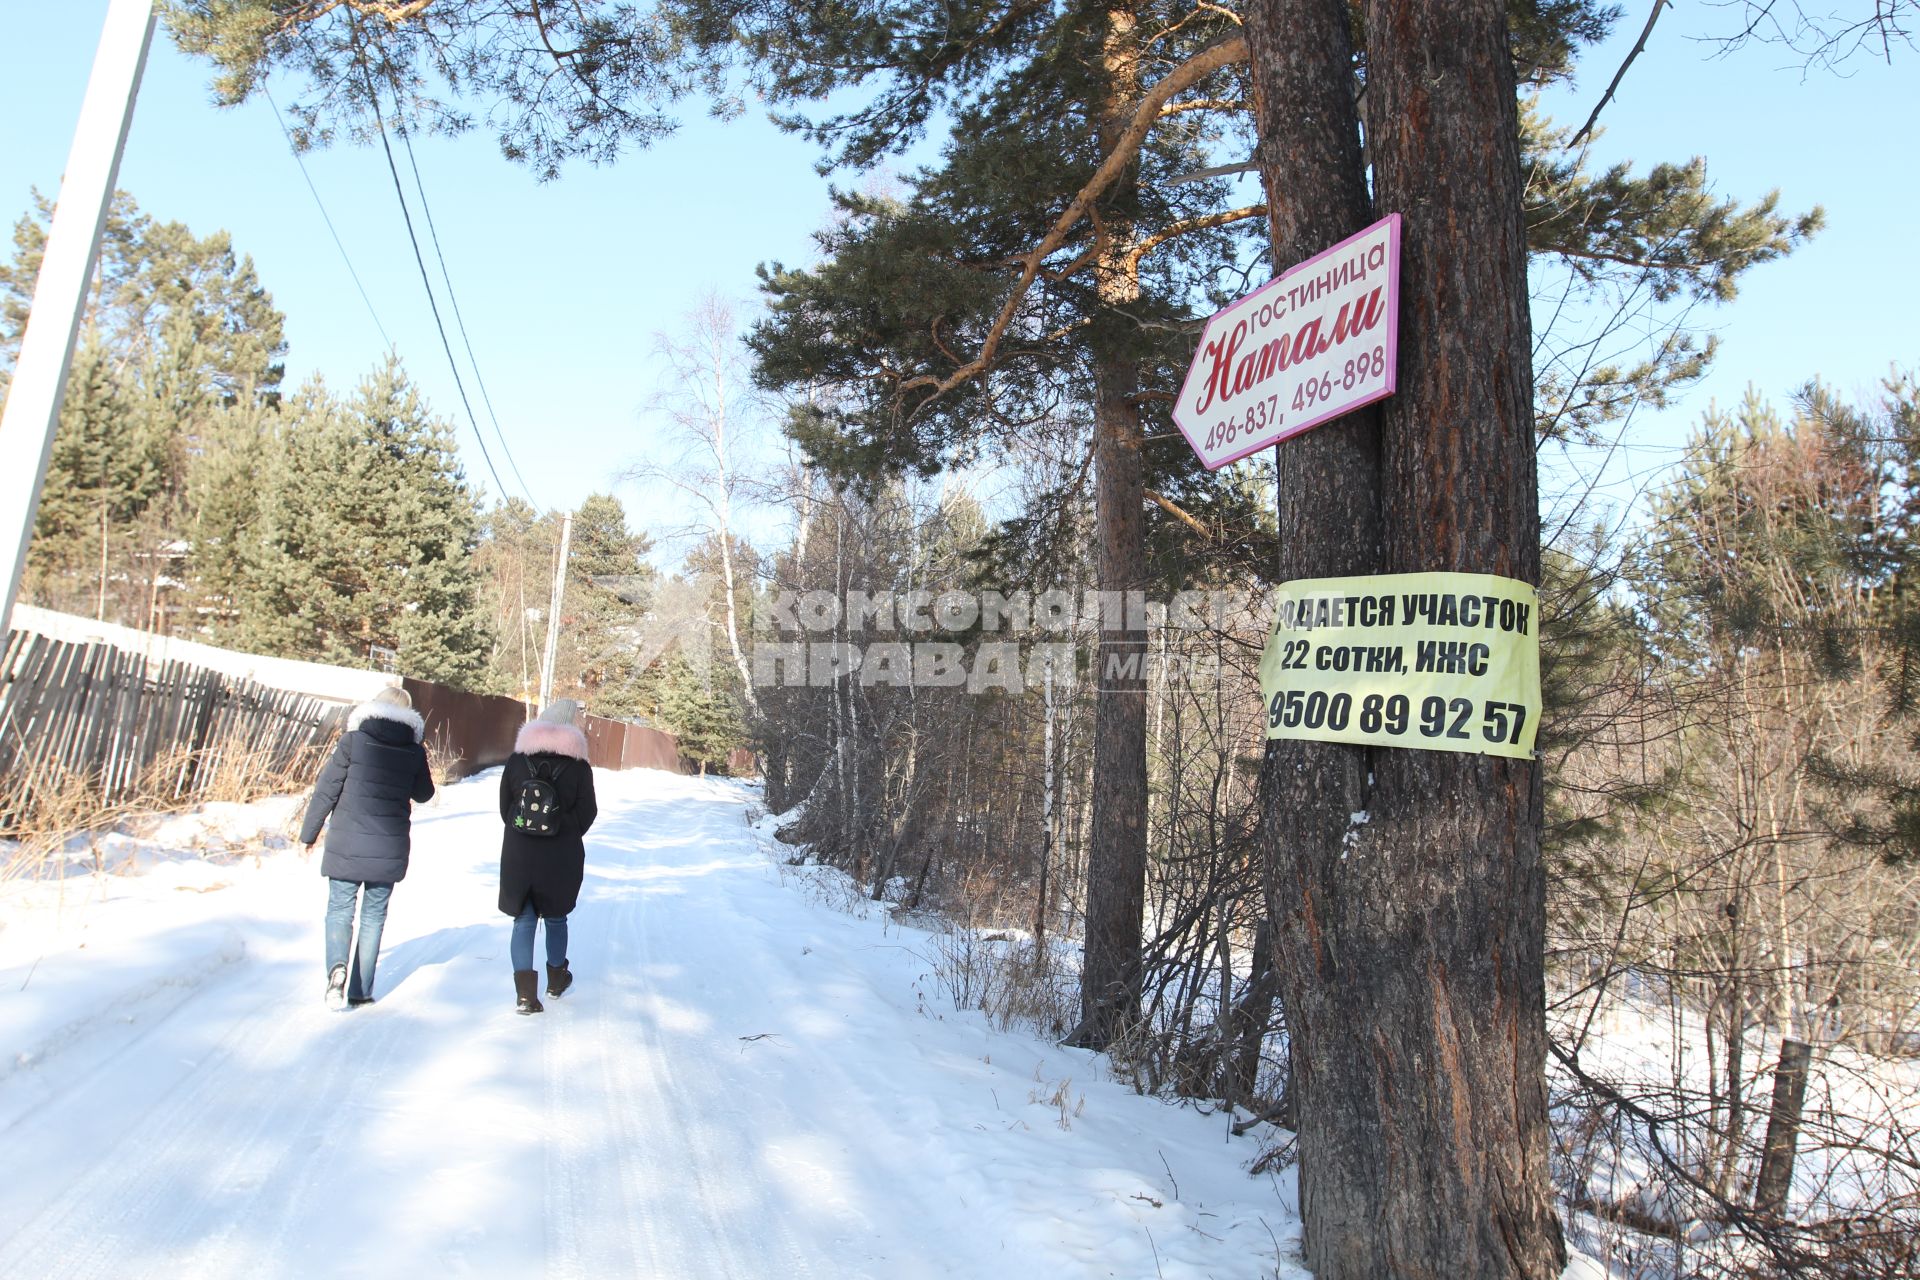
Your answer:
[0,958,407,1278]
[0,959,294,1276]
[169,1004,417,1276]
[623,797,832,1280]
[622,888,767,1279]
[631,801,945,1280]
[542,915,666,1280]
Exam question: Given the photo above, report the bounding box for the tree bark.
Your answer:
[1075,4,1151,1049]
[1079,320,1151,1046]
[1752,1037,1812,1216]
[1244,0,1566,1275]
[1225,916,1280,1106]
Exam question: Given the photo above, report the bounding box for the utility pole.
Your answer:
[537,511,573,712]
[0,0,158,629]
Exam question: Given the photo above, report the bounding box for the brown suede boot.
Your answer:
[545,960,572,999]
[513,969,543,1015]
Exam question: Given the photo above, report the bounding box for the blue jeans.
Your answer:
[325,878,393,1000]
[510,902,568,972]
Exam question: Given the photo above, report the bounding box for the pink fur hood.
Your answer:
[514,720,590,760]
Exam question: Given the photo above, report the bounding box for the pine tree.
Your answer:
[356,360,493,685]
[735,1,1260,1050]
[26,338,168,616]
[182,387,275,625]
[231,360,493,683]
[474,494,656,708]
[1639,375,1920,862]
[656,650,746,773]
[228,379,366,660]
[562,492,656,717]
[3,189,287,626]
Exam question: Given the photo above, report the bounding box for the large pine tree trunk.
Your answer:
[1075,5,1151,1048]
[1245,1,1565,1275]
[1080,345,1150,1043]
[1364,2,1563,1271]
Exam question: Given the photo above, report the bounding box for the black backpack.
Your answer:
[511,758,570,837]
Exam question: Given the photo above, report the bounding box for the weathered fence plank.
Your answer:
[0,629,341,831]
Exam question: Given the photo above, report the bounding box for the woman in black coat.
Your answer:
[300,686,435,1009]
[499,699,597,1014]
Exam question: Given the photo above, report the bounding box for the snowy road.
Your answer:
[0,770,1301,1279]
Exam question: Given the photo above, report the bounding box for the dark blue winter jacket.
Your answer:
[299,701,436,883]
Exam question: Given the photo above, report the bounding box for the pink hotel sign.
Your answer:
[1173,213,1402,470]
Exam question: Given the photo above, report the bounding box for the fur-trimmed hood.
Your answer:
[348,700,426,743]
[515,719,589,760]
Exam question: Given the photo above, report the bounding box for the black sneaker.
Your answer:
[325,964,349,1011]
[347,996,376,1009]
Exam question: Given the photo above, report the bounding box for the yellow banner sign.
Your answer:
[1257,572,1540,758]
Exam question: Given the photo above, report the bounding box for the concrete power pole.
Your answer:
[537,511,573,712]
[0,0,158,629]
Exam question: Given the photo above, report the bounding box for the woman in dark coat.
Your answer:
[499,699,597,1014]
[300,686,435,1009]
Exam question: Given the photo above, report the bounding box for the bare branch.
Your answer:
[1569,1,1671,150]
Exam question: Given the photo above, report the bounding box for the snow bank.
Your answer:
[8,604,393,705]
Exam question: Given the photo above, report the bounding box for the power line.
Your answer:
[262,87,392,353]
[394,125,537,508]
[348,25,517,507]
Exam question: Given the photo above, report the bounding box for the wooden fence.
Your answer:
[0,614,761,836]
[0,629,343,830]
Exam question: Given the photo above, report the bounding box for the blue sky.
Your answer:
[1,3,1914,556]
[0,1,837,543]
[1532,9,1918,523]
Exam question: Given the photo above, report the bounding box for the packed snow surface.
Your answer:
[0,768,1306,1278]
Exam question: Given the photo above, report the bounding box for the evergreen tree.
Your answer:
[25,338,169,615]
[357,361,493,685]
[2,189,287,626]
[181,386,275,625]
[474,493,656,708]
[1,189,285,406]
[228,379,366,659]
[656,650,746,772]
[1523,105,1822,445]
[735,0,1260,1050]
[1635,374,1920,862]
[562,492,656,718]
[233,359,493,684]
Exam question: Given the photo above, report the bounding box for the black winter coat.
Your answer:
[300,702,436,883]
[497,720,597,918]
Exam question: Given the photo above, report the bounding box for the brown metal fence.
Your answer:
[400,678,529,781]
[583,714,692,773]
[399,681,717,780]
[0,629,342,830]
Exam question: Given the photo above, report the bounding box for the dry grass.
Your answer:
[927,925,1080,1039]
[1028,1074,1085,1130]
[422,723,461,783]
[0,734,323,882]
